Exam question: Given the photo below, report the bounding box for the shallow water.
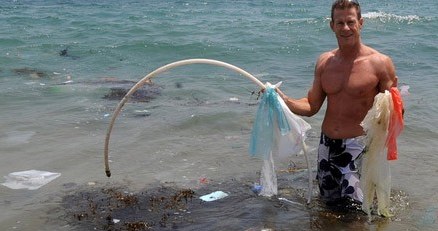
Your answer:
[1,0,437,230]
[56,173,410,231]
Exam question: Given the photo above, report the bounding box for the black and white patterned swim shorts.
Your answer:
[317,133,365,204]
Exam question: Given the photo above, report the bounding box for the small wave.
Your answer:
[363,11,421,24]
[281,17,318,25]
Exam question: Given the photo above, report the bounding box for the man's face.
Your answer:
[330,7,363,47]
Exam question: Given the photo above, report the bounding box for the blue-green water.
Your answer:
[0,1,437,230]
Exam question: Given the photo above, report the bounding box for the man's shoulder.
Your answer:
[317,49,337,65]
[362,45,391,62]
[319,49,337,59]
[367,52,393,73]
[362,45,396,87]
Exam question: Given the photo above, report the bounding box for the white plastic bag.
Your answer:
[199,191,229,202]
[249,82,311,159]
[249,82,311,198]
[259,152,278,197]
[276,94,311,159]
[2,170,61,190]
[360,91,392,218]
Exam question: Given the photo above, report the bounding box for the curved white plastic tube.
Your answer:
[103,58,313,203]
[104,59,264,177]
[302,141,312,204]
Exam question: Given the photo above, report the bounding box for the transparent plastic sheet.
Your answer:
[360,91,393,218]
[2,170,61,190]
[259,152,278,197]
[249,82,311,198]
[249,82,310,159]
[249,82,290,160]
[276,93,311,159]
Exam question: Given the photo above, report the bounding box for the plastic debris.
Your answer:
[133,110,150,116]
[259,152,277,197]
[1,170,61,190]
[199,177,208,184]
[113,219,120,224]
[399,85,410,96]
[249,82,311,159]
[278,197,303,206]
[360,90,394,218]
[199,191,229,202]
[386,87,404,160]
[248,82,312,200]
[251,183,262,194]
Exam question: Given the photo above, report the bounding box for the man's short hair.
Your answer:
[331,0,361,21]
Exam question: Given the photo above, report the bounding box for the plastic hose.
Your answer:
[104,59,264,177]
[302,140,312,204]
[103,58,312,203]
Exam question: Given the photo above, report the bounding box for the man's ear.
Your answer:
[359,17,364,29]
[330,20,334,31]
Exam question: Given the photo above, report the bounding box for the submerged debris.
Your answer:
[13,67,48,78]
[63,185,200,230]
[61,175,409,230]
[101,80,162,102]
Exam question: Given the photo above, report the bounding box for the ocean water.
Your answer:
[0,0,437,230]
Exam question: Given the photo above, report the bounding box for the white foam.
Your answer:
[363,12,420,23]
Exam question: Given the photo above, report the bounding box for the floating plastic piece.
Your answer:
[399,85,410,96]
[1,170,61,190]
[278,197,303,206]
[251,183,263,194]
[199,191,229,202]
[113,219,120,224]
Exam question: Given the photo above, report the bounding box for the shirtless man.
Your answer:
[276,0,397,205]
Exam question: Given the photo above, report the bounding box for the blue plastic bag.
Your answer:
[249,83,290,159]
[248,82,312,198]
[249,82,311,159]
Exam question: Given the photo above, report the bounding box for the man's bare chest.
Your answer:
[321,61,379,97]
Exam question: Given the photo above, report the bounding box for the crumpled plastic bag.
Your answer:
[360,90,393,218]
[276,91,312,159]
[249,82,311,159]
[360,87,405,218]
[249,82,311,197]
[2,170,61,190]
[258,150,278,197]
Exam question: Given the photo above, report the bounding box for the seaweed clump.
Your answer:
[63,185,196,230]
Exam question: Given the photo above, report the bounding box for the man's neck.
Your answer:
[337,42,363,61]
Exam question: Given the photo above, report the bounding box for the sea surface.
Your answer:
[0,0,437,230]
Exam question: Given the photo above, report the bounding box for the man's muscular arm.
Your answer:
[377,55,397,92]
